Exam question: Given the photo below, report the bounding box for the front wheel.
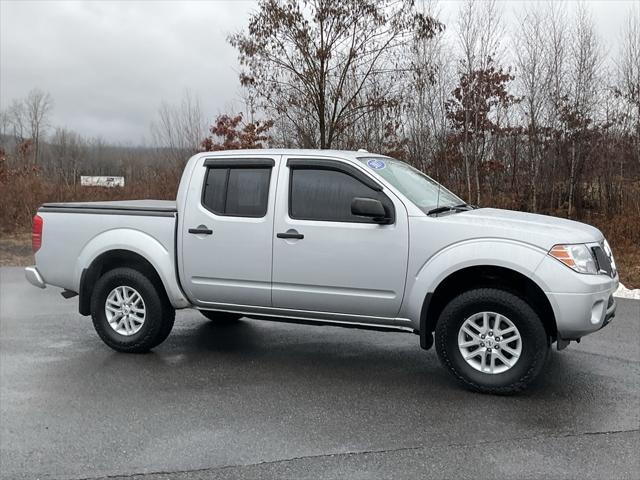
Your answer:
[435,288,548,394]
[90,267,175,353]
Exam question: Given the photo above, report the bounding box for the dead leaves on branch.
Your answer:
[201,113,274,151]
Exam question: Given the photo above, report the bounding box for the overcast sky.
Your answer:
[0,0,635,145]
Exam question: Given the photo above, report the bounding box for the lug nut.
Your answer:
[495,345,500,350]
[487,348,492,353]
[488,331,493,336]
[481,334,486,339]
[495,337,501,341]
[480,342,485,347]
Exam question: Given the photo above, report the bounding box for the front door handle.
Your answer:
[189,226,213,235]
[277,230,304,240]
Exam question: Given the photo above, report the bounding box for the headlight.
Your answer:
[549,244,598,274]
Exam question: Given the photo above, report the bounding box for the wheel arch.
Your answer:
[420,265,557,349]
[74,228,189,314]
[79,249,169,316]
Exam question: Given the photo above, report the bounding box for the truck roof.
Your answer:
[193,149,386,161]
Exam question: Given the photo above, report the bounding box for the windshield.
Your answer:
[358,157,462,212]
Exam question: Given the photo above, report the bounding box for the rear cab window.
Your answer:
[202,164,272,218]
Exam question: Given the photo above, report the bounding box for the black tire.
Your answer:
[435,288,548,395]
[90,267,175,353]
[200,310,242,323]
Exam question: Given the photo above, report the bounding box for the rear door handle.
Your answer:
[277,230,304,240]
[189,227,213,235]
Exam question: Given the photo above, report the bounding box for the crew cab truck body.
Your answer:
[25,149,619,393]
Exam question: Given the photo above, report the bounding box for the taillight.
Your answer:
[32,214,43,253]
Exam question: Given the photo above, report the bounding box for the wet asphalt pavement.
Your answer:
[1,266,639,480]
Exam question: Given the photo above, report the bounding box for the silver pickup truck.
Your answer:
[25,149,618,393]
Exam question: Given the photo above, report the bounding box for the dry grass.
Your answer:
[0,233,32,267]
[612,243,640,289]
[0,166,181,235]
[591,214,640,289]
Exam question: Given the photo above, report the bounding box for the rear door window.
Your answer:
[202,167,271,217]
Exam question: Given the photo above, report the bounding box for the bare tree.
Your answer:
[616,4,640,164]
[566,4,602,217]
[229,0,443,149]
[543,0,568,210]
[0,109,11,139]
[150,89,206,164]
[454,0,505,204]
[405,0,453,176]
[50,128,86,185]
[0,109,12,169]
[514,4,548,210]
[23,89,53,165]
[7,99,27,142]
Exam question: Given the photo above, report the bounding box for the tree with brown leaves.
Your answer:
[201,113,274,151]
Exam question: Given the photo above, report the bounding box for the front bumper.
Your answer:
[25,266,46,289]
[546,283,617,340]
[535,252,619,340]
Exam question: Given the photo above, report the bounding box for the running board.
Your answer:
[241,314,418,334]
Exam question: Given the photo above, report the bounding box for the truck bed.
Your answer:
[35,199,179,300]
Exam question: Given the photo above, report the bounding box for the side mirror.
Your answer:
[351,197,392,224]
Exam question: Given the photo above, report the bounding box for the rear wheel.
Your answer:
[200,310,242,323]
[435,288,548,394]
[91,267,175,353]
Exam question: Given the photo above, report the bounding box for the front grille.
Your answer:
[592,244,614,277]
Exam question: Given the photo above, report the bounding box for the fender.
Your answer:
[75,228,190,309]
[399,238,552,328]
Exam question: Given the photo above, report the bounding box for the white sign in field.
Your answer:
[80,176,125,187]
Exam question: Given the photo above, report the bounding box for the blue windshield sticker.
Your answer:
[367,159,386,170]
